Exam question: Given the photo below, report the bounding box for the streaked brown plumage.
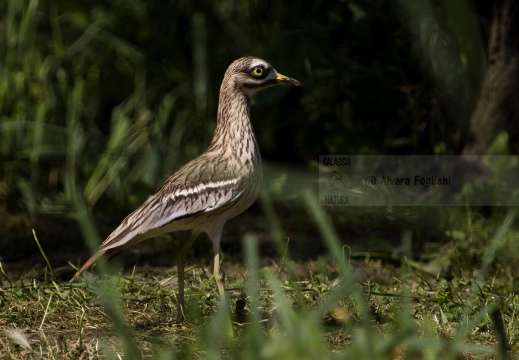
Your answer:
[70,56,301,322]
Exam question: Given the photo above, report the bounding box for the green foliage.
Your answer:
[2,193,518,358]
[0,0,488,219]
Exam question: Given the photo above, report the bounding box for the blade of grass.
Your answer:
[261,189,292,274]
[32,229,55,279]
[244,234,265,352]
[39,294,53,330]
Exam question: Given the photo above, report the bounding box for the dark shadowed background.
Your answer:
[1,0,518,276]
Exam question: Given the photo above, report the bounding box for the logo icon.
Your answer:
[324,169,350,193]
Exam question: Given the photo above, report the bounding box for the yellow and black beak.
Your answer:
[276,73,302,87]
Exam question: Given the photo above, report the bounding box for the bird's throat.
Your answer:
[211,90,259,162]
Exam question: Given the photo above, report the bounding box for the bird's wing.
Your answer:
[99,177,244,251]
[98,152,248,251]
[70,154,249,281]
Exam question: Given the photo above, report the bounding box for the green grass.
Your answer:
[1,201,518,359]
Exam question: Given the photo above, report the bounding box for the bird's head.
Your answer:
[223,57,302,98]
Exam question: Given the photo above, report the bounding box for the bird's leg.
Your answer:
[213,251,226,299]
[212,234,235,337]
[176,230,200,324]
[212,234,226,299]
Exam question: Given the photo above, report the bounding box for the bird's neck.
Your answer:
[209,87,260,164]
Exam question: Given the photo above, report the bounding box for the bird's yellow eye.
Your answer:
[251,67,264,78]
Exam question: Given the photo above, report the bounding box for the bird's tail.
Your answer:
[69,251,104,282]
[70,231,155,282]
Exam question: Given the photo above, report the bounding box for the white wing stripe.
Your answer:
[169,178,240,200]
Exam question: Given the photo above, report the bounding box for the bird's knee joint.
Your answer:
[215,269,226,282]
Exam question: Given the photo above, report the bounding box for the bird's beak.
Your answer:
[276,73,302,87]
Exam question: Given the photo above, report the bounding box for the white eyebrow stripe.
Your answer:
[249,59,269,69]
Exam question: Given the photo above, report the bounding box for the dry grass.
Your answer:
[1,245,515,359]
